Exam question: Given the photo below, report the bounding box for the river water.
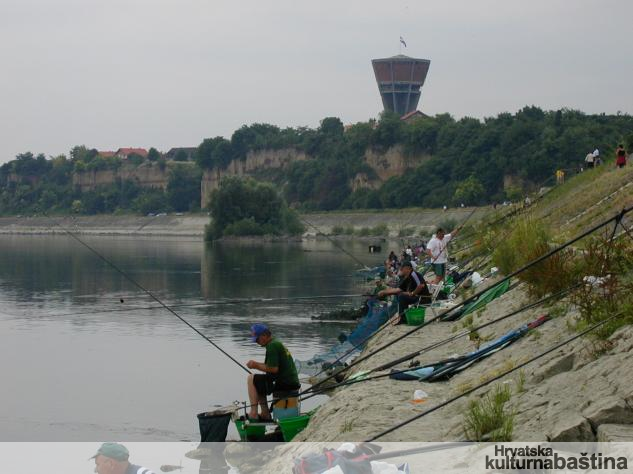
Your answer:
[0,234,390,441]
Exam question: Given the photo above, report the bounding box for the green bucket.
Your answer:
[277,413,312,441]
[405,306,426,326]
[235,419,266,441]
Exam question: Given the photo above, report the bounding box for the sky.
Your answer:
[1,0,632,163]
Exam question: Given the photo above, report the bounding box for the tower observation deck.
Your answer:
[371,54,431,117]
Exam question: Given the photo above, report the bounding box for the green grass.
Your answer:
[463,384,514,442]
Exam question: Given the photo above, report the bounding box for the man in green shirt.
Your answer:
[246,323,300,421]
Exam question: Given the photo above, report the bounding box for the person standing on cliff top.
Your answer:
[426,226,459,284]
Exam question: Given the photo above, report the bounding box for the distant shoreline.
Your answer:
[0,207,488,238]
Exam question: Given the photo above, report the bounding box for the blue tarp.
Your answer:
[390,315,549,381]
[296,299,396,376]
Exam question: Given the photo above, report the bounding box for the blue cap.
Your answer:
[250,323,269,342]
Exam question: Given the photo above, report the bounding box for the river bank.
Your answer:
[0,207,490,238]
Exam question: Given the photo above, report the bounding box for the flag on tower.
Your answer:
[399,36,407,47]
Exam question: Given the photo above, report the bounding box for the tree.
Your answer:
[167,164,201,212]
[147,147,161,162]
[196,137,232,169]
[126,153,145,166]
[371,111,405,151]
[319,117,344,138]
[207,177,303,239]
[173,149,188,162]
[453,176,485,205]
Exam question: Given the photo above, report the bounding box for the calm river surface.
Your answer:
[0,234,389,441]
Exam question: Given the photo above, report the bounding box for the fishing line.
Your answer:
[232,280,582,412]
[54,220,253,374]
[366,311,625,441]
[299,280,579,401]
[300,206,633,394]
[299,216,371,270]
[302,209,480,390]
[0,293,368,320]
[297,282,582,402]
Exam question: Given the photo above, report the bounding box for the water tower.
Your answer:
[372,55,431,116]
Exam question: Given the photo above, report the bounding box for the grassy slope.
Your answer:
[532,162,633,242]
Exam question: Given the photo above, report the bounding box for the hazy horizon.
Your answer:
[1,0,632,162]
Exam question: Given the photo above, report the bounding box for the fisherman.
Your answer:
[91,442,155,474]
[246,324,300,421]
[377,261,431,324]
[426,226,459,284]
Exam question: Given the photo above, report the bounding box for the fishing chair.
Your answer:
[271,389,300,420]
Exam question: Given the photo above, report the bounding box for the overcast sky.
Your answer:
[1,0,632,163]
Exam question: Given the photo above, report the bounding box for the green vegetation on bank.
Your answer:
[0,149,200,215]
[205,177,304,240]
[193,108,633,211]
[1,107,632,216]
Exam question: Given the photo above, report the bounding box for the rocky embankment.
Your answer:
[294,282,633,443]
[243,279,633,472]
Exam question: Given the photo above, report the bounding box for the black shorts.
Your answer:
[253,374,300,396]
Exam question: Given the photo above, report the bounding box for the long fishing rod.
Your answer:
[233,280,581,412]
[366,311,625,441]
[297,281,580,403]
[301,205,633,395]
[55,220,253,375]
[302,208,479,391]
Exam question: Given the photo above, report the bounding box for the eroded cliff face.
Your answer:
[201,148,310,207]
[201,146,432,207]
[73,162,170,191]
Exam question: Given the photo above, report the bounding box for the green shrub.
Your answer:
[356,227,370,237]
[570,235,633,339]
[223,217,266,236]
[492,218,574,297]
[463,384,514,442]
[331,225,344,235]
[343,226,355,235]
[207,176,303,240]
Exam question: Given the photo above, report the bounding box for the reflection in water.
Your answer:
[0,234,389,441]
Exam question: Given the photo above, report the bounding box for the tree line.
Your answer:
[1,106,632,215]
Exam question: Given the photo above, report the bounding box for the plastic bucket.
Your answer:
[405,307,426,326]
[234,419,266,441]
[277,413,312,441]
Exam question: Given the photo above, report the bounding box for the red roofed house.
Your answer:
[98,151,116,158]
[400,110,429,123]
[115,148,148,160]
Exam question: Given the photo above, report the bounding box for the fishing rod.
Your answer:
[366,310,626,441]
[302,208,480,391]
[52,218,253,375]
[301,205,633,394]
[233,279,581,412]
[297,281,581,402]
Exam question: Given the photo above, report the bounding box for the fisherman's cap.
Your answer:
[250,323,269,342]
[90,443,129,461]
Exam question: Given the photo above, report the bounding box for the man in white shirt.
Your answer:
[426,227,459,284]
